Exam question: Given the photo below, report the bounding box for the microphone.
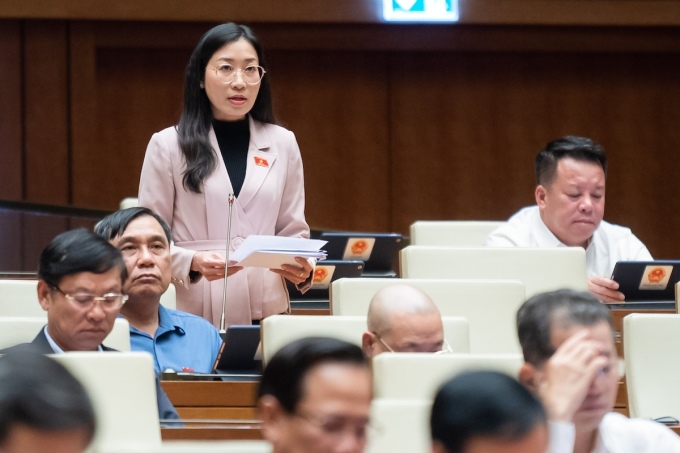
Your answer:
[219,193,235,337]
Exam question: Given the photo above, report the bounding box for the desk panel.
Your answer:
[177,407,257,420]
[162,381,259,408]
[161,381,261,441]
[161,425,262,441]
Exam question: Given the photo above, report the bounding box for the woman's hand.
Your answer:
[270,256,313,285]
[191,251,242,281]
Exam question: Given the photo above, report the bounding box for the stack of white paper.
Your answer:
[229,235,327,269]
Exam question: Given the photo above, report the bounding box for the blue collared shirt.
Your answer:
[126,305,223,374]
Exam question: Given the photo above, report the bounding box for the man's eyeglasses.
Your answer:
[49,284,127,311]
[294,410,373,442]
[207,64,266,85]
[375,334,453,354]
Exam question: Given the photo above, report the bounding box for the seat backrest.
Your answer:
[160,283,176,310]
[330,278,525,353]
[0,279,176,312]
[410,220,506,246]
[156,440,273,453]
[400,246,587,298]
[0,317,131,351]
[0,280,49,317]
[366,399,432,453]
[261,315,470,364]
[51,352,161,452]
[372,353,524,400]
[624,313,680,418]
[119,197,140,209]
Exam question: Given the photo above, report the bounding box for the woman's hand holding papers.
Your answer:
[191,251,242,281]
[271,256,314,285]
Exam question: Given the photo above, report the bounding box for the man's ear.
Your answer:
[362,331,376,359]
[519,362,539,394]
[258,395,286,443]
[535,185,547,208]
[36,280,53,312]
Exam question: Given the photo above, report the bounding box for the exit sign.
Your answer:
[383,0,459,22]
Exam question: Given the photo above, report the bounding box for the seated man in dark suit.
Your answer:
[0,228,179,422]
[0,352,96,453]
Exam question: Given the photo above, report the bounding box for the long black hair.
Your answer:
[178,23,276,194]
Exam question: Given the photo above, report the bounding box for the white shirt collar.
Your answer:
[44,326,103,353]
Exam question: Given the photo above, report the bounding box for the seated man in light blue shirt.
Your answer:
[95,207,222,374]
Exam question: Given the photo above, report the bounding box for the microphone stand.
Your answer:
[219,193,235,338]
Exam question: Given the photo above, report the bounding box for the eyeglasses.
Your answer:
[294,410,373,442]
[375,334,453,354]
[207,64,266,85]
[50,284,127,311]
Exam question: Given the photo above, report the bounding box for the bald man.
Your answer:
[362,285,448,358]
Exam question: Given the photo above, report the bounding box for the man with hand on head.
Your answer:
[258,337,372,453]
[95,207,222,374]
[362,284,448,358]
[0,229,179,422]
[517,289,680,453]
[486,136,652,302]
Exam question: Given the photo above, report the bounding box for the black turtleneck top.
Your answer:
[212,118,250,197]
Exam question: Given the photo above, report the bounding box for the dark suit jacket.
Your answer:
[0,327,179,421]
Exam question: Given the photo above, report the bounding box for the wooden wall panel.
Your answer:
[0,211,23,272]
[73,46,188,208]
[24,21,70,204]
[69,23,100,208]
[22,214,69,270]
[391,52,537,230]
[0,21,23,201]
[267,51,391,232]
[390,52,680,258]
[6,18,680,262]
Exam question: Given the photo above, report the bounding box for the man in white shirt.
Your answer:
[361,285,447,358]
[517,289,680,453]
[485,136,652,302]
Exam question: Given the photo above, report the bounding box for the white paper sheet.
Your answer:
[229,235,327,269]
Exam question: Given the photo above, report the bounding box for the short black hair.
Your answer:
[535,135,607,186]
[94,207,173,244]
[38,228,127,288]
[258,337,368,413]
[430,370,546,453]
[0,352,96,445]
[517,289,613,367]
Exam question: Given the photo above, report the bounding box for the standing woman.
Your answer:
[138,23,313,328]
